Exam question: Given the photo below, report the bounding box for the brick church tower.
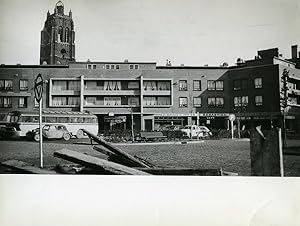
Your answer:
[40,1,75,65]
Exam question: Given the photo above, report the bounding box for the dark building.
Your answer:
[40,1,75,65]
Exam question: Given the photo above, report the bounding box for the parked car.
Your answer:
[163,125,184,131]
[181,125,212,138]
[26,124,71,142]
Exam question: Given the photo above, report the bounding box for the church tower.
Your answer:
[40,1,75,65]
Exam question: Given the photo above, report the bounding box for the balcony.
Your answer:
[143,90,171,96]
[84,89,140,96]
[51,90,80,95]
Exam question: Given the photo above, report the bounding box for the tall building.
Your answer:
[40,1,75,65]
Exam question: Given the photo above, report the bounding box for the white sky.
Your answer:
[0,0,299,66]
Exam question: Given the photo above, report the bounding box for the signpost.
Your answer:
[34,74,43,168]
[229,114,236,139]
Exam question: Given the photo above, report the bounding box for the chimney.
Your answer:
[291,45,298,59]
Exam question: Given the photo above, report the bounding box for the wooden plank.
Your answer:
[54,149,150,175]
[134,167,223,176]
[1,160,56,174]
[93,145,117,157]
[82,129,151,168]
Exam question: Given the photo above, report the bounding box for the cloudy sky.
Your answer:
[0,0,299,66]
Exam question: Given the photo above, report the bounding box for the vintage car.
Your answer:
[26,124,71,142]
[181,125,212,138]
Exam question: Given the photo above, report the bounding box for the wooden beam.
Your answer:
[54,149,151,175]
[134,167,223,176]
[82,129,151,168]
[1,160,56,174]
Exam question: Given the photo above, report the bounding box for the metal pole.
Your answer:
[39,98,43,168]
[278,128,284,177]
[131,111,135,142]
[231,120,234,139]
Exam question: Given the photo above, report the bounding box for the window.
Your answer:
[129,64,139,70]
[128,97,139,106]
[207,81,216,90]
[233,80,241,90]
[157,81,170,90]
[65,27,69,42]
[19,80,28,91]
[234,96,248,107]
[58,26,63,42]
[105,64,110,70]
[0,97,11,108]
[254,78,262,88]
[255,96,263,106]
[111,65,115,70]
[288,97,298,105]
[52,97,67,106]
[104,81,121,90]
[179,97,188,107]
[143,97,170,106]
[207,97,216,107]
[87,64,96,69]
[0,80,13,91]
[2,97,12,108]
[18,97,27,108]
[68,97,80,106]
[234,96,241,107]
[215,81,224,90]
[52,81,67,91]
[68,81,80,91]
[193,97,201,107]
[144,81,157,90]
[128,81,139,89]
[288,82,297,90]
[93,65,96,69]
[242,96,248,106]
[216,97,224,107]
[179,80,187,91]
[87,64,92,69]
[116,65,120,69]
[241,80,248,90]
[193,80,201,91]
[104,97,121,106]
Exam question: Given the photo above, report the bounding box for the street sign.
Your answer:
[34,74,43,103]
[229,114,236,121]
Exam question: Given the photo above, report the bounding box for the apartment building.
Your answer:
[1,2,300,133]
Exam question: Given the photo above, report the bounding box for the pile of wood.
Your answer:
[1,129,235,176]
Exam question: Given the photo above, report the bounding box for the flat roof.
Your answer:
[0,64,69,68]
[71,61,157,65]
[156,66,229,69]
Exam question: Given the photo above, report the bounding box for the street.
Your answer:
[0,138,299,176]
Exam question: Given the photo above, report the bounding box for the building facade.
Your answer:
[1,1,300,134]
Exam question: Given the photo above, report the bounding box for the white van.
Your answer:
[181,125,212,138]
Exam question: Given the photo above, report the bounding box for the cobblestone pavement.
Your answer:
[0,139,299,176]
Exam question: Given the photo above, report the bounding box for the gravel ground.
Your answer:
[0,138,299,176]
